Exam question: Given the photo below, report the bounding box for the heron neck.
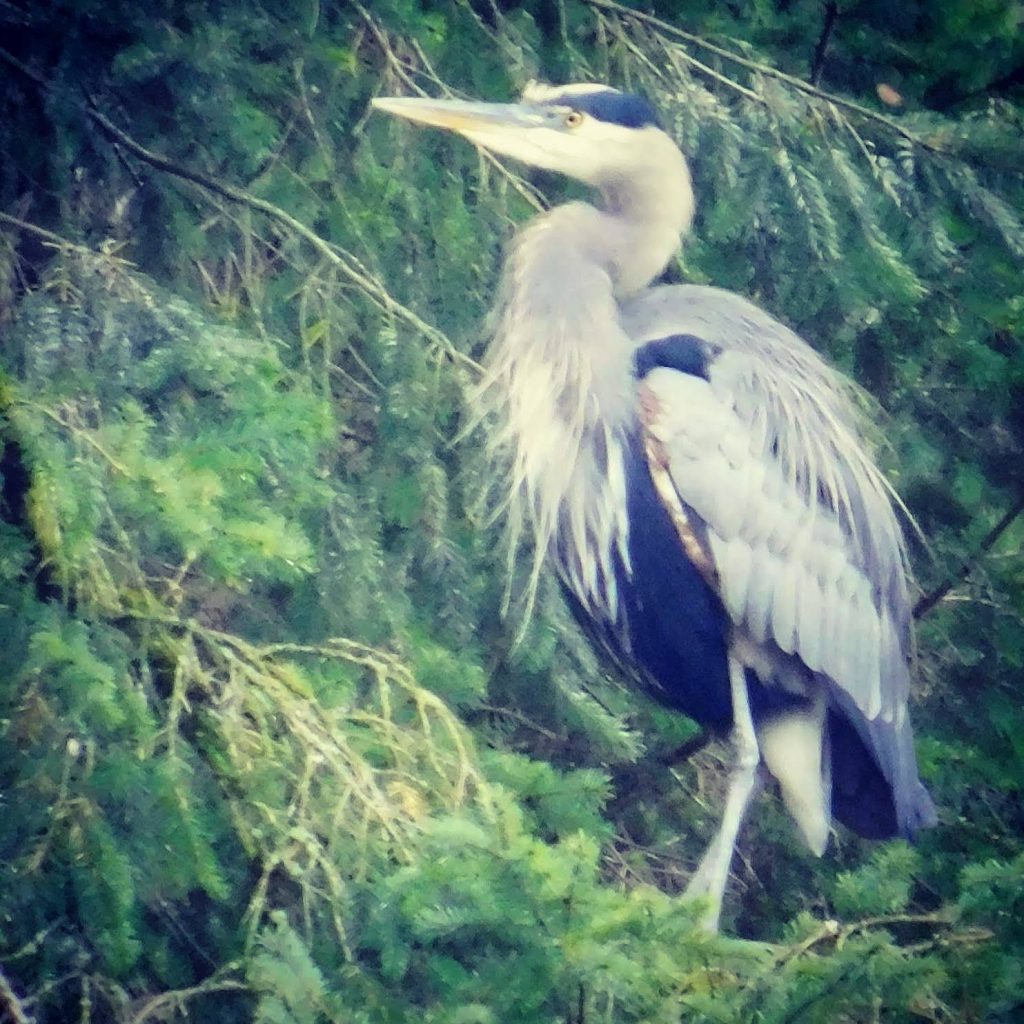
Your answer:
[597,149,694,296]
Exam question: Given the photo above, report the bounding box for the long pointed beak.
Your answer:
[371,96,540,135]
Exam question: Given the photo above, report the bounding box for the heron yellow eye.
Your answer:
[564,110,584,128]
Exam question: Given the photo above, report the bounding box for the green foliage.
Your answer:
[833,844,920,917]
[0,0,1022,1021]
[250,914,336,1024]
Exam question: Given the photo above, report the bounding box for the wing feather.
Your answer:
[795,575,824,674]
[636,355,909,724]
[710,534,751,620]
[771,561,799,654]
[746,546,775,644]
[818,584,840,681]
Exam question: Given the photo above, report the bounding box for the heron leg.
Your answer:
[685,654,761,932]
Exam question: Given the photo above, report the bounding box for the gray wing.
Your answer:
[623,285,914,728]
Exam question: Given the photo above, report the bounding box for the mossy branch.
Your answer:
[128,968,247,1024]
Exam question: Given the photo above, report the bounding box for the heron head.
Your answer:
[372,82,687,194]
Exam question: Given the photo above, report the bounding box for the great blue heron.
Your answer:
[373,82,936,930]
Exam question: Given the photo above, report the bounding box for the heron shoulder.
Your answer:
[623,286,888,492]
[622,285,828,367]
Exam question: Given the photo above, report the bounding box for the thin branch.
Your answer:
[658,730,712,765]
[128,968,247,1024]
[831,911,955,948]
[0,212,85,252]
[0,44,47,87]
[914,490,1024,619]
[467,703,564,741]
[0,964,33,1024]
[810,1,838,87]
[604,13,765,105]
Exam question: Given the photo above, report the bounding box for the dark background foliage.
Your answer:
[0,1,1022,1021]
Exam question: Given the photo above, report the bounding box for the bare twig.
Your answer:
[658,729,712,765]
[0,212,86,252]
[810,1,839,87]
[914,490,1024,619]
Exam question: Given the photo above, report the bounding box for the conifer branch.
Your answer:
[599,11,765,104]
[82,101,480,374]
[357,3,546,212]
[583,0,950,155]
[21,402,130,476]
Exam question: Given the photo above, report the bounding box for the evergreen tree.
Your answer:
[0,1,1021,1020]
